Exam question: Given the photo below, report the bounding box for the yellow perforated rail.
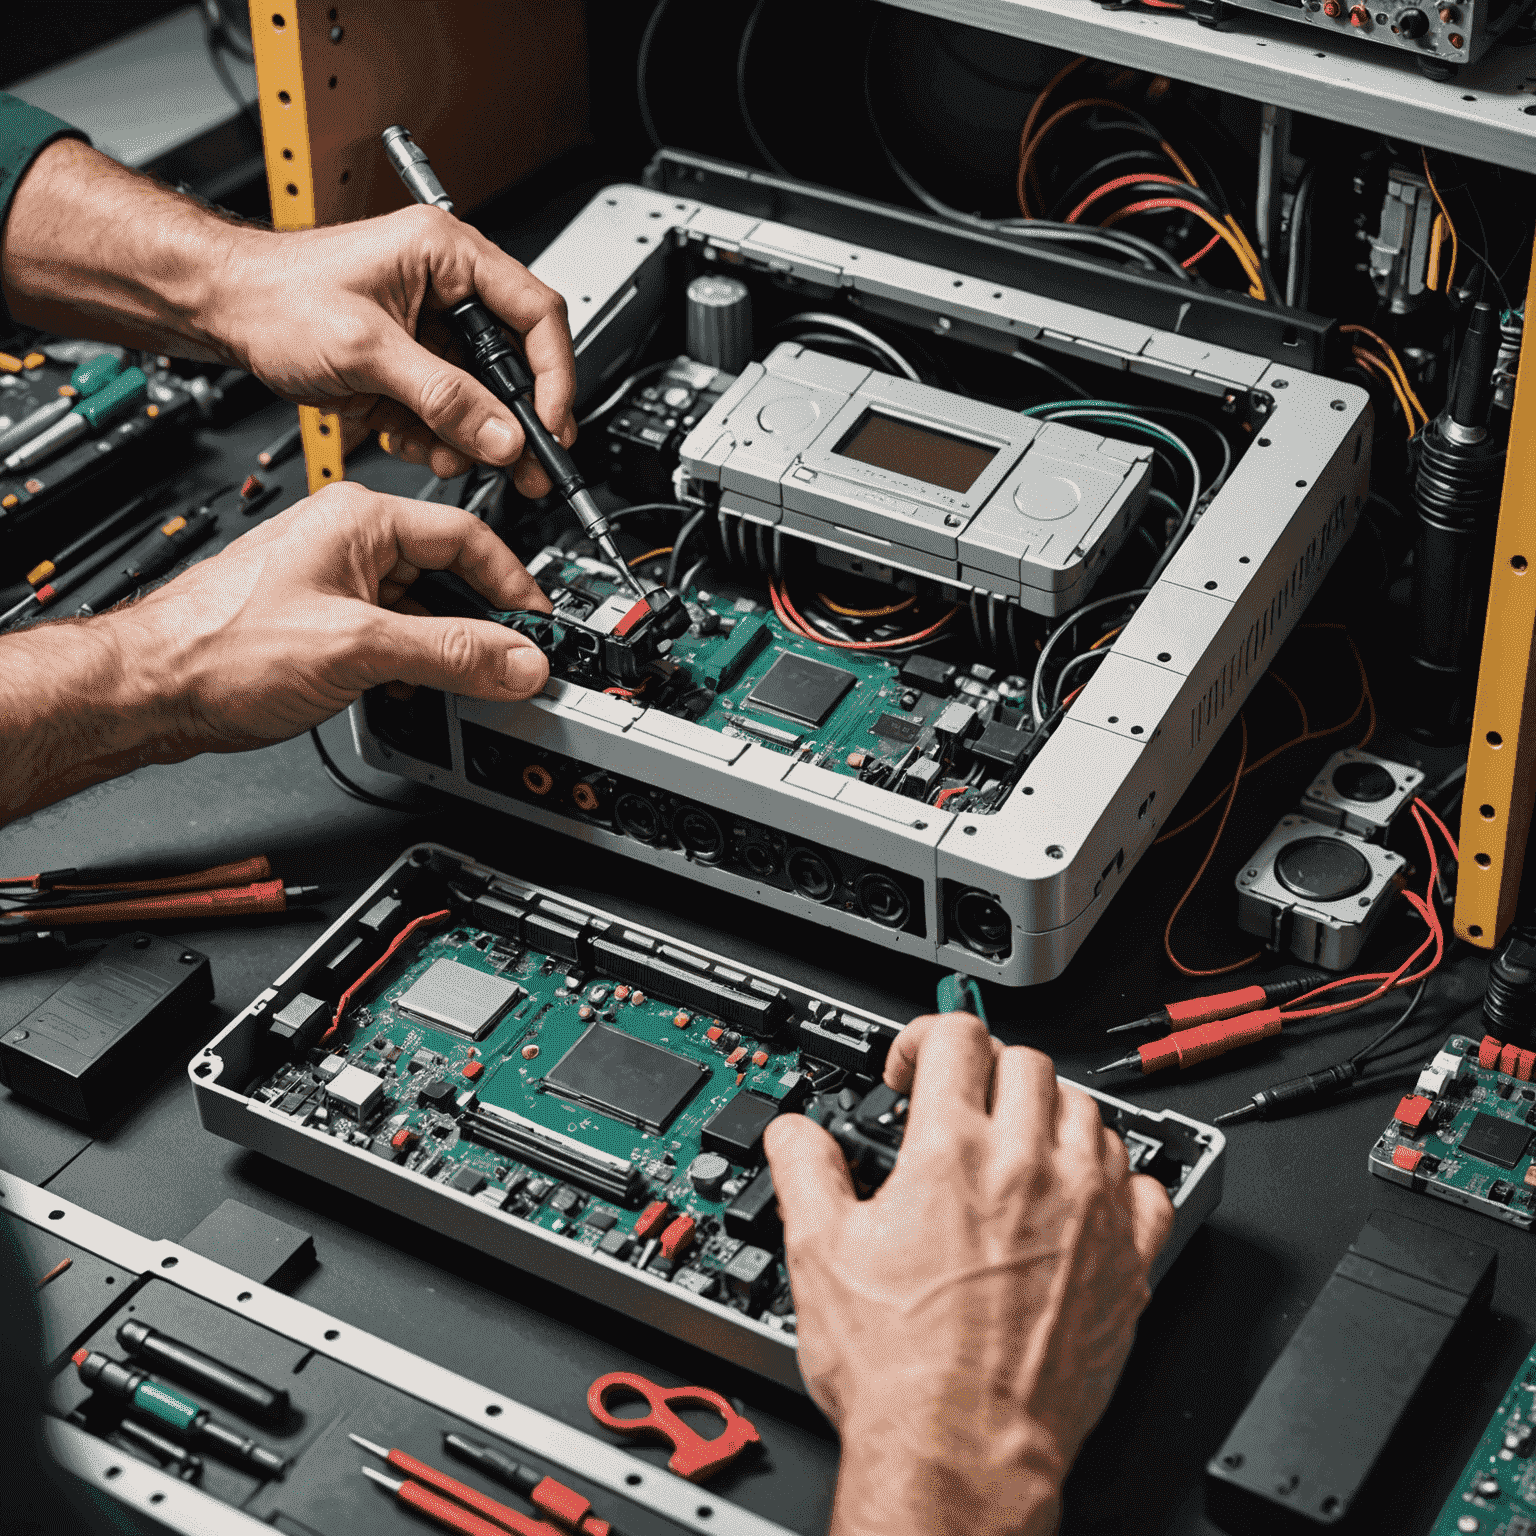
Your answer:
[1456,236,1536,948]
[247,2,344,493]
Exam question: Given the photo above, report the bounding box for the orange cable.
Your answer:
[1016,57,1090,217]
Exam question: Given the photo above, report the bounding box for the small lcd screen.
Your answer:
[831,410,999,493]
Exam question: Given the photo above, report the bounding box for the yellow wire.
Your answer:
[816,592,916,618]
[627,546,673,567]
[1427,213,1446,293]
[1353,350,1418,440]
[1341,325,1428,427]
[1420,148,1459,294]
[1104,200,1266,300]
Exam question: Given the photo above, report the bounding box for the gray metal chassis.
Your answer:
[191,845,1228,1395]
[1,1170,789,1536]
[349,182,1372,988]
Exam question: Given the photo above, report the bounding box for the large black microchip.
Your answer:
[542,1023,708,1135]
[1458,1111,1533,1171]
[701,1091,781,1164]
[746,652,857,726]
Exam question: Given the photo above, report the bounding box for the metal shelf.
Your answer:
[887,0,1536,173]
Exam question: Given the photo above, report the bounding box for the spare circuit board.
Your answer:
[1368,1033,1536,1229]
[502,548,1040,815]
[1428,1334,1536,1536]
[243,853,1213,1338]
[253,915,813,1324]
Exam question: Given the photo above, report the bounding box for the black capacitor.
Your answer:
[117,1319,289,1424]
[1404,302,1507,742]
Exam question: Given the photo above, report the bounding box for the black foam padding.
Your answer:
[1205,1211,1496,1534]
[0,932,213,1123]
[180,1200,316,1292]
[745,651,857,726]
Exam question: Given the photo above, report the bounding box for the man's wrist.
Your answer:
[830,1410,1065,1536]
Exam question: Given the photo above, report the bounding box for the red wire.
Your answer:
[770,581,958,651]
[320,909,451,1045]
[1414,796,1461,861]
[1279,806,1446,1022]
[1065,172,1194,225]
[935,786,968,810]
[1182,231,1222,269]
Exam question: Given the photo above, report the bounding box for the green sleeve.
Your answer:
[0,92,89,329]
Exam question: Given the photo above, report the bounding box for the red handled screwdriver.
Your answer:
[0,879,321,928]
[444,1432,617,1536]
[352,1435,563,1536]
[1105,975,1317,1035]
[1089,1008,1285,1078]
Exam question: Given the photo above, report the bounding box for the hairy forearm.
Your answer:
[0,137,252,363]
[0,614,187,824]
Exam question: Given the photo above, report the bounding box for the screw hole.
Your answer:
[486,1404,503,1417]
[1108,715,1119,723]
[272,12,285,27]
[1157,651,1171,662]
[1239,555,1250,564]
[149,1492,165,1505]
[238,1291,252,1302]
[1205,580,1218,590]
[1480,804,1496,820]
[1489,730,1504,747]
[328,75,337,88]
[1021,786,1034,795]
[1295,479,1307,487]
[277,90,291,105]
[324,1328,339,1340]
[696,1508,713,1519]
[1321,1497,1339,1515]
[1258,437,1271,447]
[105,1466,122,1480]
[48,1209,64,1220]
[161,1256,177,1268]
[321,466,332,478]
[964,825,976,834]
[282,147,293,160]
[1470,923,1484,937]
[1131,724,1144,734]
[1513,555,1528,572]
[626,1474,643,1486]
[285,183,298,197]
[1046,844,1065,859]
[1476,852,1492,868]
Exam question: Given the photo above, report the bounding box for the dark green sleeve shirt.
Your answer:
[0,91,88,328]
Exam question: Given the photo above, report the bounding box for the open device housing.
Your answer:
[348,155,1372,988]
[191,845,1228,1393]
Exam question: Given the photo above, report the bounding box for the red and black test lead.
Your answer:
[1105,975,1319,1035]
[1093,796,1454,1081]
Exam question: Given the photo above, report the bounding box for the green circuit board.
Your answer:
[1428,1335,1536,1536]
[1368,1034,1536,1229]
[253,920,809,1315]
[513,551,1032,801]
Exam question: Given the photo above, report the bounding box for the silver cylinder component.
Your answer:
[381,125,454,213]
[685,274,752,373]
[4,408,85,472]
[0,396,73,460]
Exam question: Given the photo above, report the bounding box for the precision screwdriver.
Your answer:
[352,1435,564,1536]
[0,509,164,630]
[1089,1007,1284,1078]
[1,879,322,928]
[380,126,677,621]
[256,418,303,469]
[71,1349,288,1477]
[74,506,219,617]
[443,1431,617,1536]
[117,1319,289,1424]
[1105,975,1319,1035]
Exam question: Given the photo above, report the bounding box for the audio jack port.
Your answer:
[1350,5,1370,22]
[521,763,555,796]
[1323,0,1343,15]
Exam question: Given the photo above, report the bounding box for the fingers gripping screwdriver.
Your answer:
[380,125,675,621]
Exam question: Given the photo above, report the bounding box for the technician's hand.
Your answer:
[764,1014,1174,1536]
[216,205,576,492]
[113,482,551,752]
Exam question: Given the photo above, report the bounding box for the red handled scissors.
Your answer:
[586,1372,759,1482]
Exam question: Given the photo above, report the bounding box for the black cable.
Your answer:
[667,508,708,590]
[310,728,429,813]
[636,0,670,153]
[737,0,791,178]
[1348,978,1430,1067]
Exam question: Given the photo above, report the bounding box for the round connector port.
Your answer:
[856,871,910,929]
[614,791,664,843]
[521,763,554,796]
[571,780,602,814]
[787,847,838,903]
[950,889,1012,957]
[739,837,783,880]
[673,805,726,865]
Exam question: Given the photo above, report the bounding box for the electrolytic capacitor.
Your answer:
[685,274,753,374]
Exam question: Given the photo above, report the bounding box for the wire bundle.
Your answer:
[768,580,959,652]
[1015,58,1268,300]
[1341,324,1428,440]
